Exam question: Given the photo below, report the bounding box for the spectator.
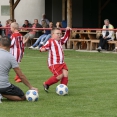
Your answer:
[0,36,38,101]
[41,20,48,28]
[29,22,54,49]
[56,22,64,34]
[5,19,13,38]
[4,20,9,36]
[0,21,2,36]
[40,14,49,25]
[23,19,43,44]
[56,22,62,28]
[22,20,32,30]
[97,19,114,52]
[62,20,67,28]
[13,19,16,22]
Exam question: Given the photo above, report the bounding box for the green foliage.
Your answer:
[1,49,117,117]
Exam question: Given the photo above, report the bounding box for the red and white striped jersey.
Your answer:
[10,32,24,63]
[40,29,70,66]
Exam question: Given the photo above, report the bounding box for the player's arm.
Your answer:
[40,41,50,52]
[13,67,38,92]
[61,27,71,45]
[10,37,15,48]
[40,47,46,52]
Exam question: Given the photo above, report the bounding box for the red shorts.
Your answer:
[49,63,68,76]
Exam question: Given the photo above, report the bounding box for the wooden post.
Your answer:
[66,0,72,49]
[9,0,14,20]
[67,0,72,27]
[13,0,21,9]
[62,0,65,20]
[9,0,21,20]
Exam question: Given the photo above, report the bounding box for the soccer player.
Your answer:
[40,27,71,92]
[10,22,24,83]
[0,36,38,101]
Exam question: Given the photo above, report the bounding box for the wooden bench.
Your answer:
[90,40,99,50]
[88,31,102,50]
[68,30,79,49]
[69,39,81,50]
[108,40,117,50]
[79,33,90,50]
[69,31,90,50]
[88,33,100,50]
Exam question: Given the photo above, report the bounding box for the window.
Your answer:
[1,5,10,16]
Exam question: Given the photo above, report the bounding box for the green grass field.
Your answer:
[1,49,117,117]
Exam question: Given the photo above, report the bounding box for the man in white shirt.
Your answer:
[97,19,114,52]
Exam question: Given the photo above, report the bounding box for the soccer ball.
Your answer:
[26,90,39,102]
[56,84,68,96]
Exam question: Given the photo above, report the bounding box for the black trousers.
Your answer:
[98,38,111,49]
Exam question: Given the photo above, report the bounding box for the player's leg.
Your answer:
[43,74,63,92]
[15,49,24,83]
[43,64,63,92]
[15,63,22,83]
[1,84,26,101]
[61,69,68,85]
[60,63,68,85]
[44,74,63,85]
[2,94,25,101]
[14,55,21,82]
[15,74,22,83]
[45,64,64,85]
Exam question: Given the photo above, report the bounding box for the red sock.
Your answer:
[45,76,59,86]
[61,77,68,85]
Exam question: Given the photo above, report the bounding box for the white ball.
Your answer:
[56,84,68,96]
[25,90,39,102]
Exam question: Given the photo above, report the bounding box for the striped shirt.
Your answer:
[40,29,70,66]
[10,32,24,63]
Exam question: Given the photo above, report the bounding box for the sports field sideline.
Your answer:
[1,48,117,117]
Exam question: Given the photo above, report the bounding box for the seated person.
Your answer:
[115,28,117,40]
[97,19,114,52]
[62,20,67,28]
[41,19,49,28]
[13,19,16,22]
[40,14,49,25]
[56,22,62,28]
[23,19,43,44]
[29,22,54,49]
[4,20,9,36]
[22,20,32,30]
[5,19,13,38]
